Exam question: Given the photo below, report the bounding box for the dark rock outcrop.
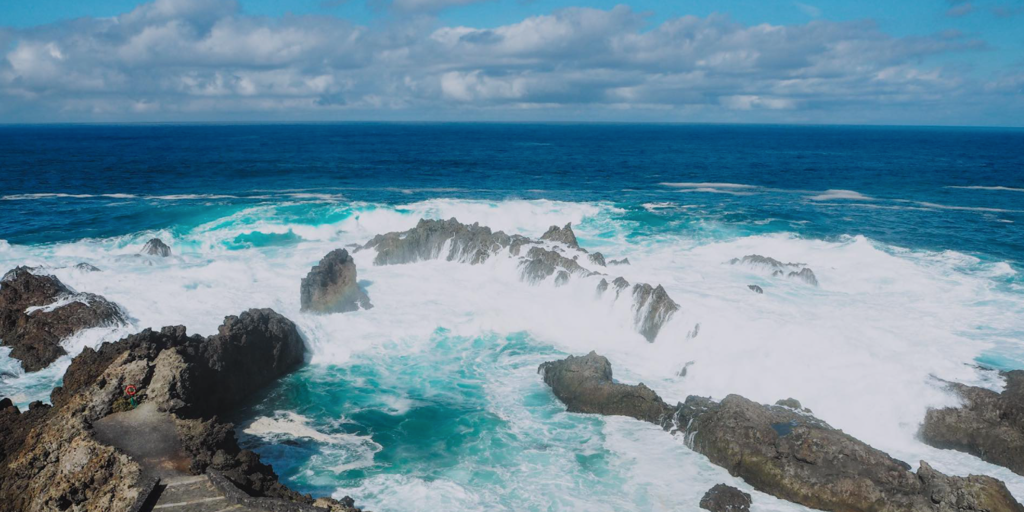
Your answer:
[300,249,372,313]
[748,285,763,294]
[920,371,1024,476]
[519,246,597,284]
[608,258,630,266]
[632,283,680,342]
[538,351,670,423]
[731,254,818,287]
[540,223,581,249]
[74,263,101,272]
[141,238,171,257]
[1,308,358,512]
[361,218,522,265]
[0,266,127,371]
[588,252,607,266]
[540,352,1024,512]
[700,484,751,512]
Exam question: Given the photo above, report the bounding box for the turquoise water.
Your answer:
[2,125,1024,510]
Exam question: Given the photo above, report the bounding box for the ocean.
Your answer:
[1,123,1023,511]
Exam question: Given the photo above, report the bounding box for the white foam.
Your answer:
[947,186,1024,192]
[660,182,758,189]
[243,411,382,473]
[807,189,874,201]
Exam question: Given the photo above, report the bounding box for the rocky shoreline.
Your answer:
[539,351,1024,512]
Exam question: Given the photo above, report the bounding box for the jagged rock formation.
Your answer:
[301,249,372,313]
[0,309,359,512]
[540,352,1024,512]
[632,283,680,342]
[700,484,751,512]
[748,285,763,294]
[920,371,1024,476]
[141,238,172,257]
[608,258,630,266]
[538,351,669,423]
[362,218,680,341]
[0,267,127,371]
[361,218,526,265]
[74,263,101,272]
[730,254,818,287]
[540,223,581,249]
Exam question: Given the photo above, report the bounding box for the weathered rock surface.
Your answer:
[301,249,372,314]
[920,371,1024,476]
[588,252,607,266]
[632,283,680,342]
[141,238,172,257]
[361,218,522,265]
[540,352,1024,512]
[519,246,597,284]
[731,254,818,287]
[538,351,670,423]
[608,258,630,266]
[1,309,358,512]
[540,223,581,249]
[700,484,752,512]
[0,266,127,371]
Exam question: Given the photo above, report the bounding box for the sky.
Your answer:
[0,0,1022,125]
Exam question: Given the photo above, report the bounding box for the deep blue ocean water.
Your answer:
[2,124,1024,512]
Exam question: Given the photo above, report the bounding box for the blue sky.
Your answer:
[1,0,1022,124]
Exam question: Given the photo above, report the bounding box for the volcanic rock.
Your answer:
[519,246,597,284]
[140,238,171,257]
[361,218,516,265]
[0,266,126,371]
[538,351,670,423]
[700,484,751,512]
[632,283,680,342]
[540,223,581,249]
[920,371,1024,476]
[301,249,372,313]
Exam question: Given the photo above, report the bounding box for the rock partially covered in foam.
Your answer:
[140,238,171,257]
[301,249,372,314]
[632,283,680,342]
[700,484,751,512]
[608,258,630,266]
[538,351,670,423]
[74,262,101,272]
[0,267,126,371]
[588,252,607,266]
[540,223,581,249]
[539,352,1024,512]
[748,284,763,294]
[519,246,597,284]
[787,268,818,287]
[920,371,1024,476]
[362,218,519,265]
[731,254,818,287]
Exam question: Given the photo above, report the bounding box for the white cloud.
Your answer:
[0,0,1017,124]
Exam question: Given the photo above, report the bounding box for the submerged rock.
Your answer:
[554,270,571,287]
[700,484,752,512]
[596,278,610,295]
[608,258,630,266]
[301,249,372,313]
[0,267,126,371]
[74,262,101,272]
[748,285,763,294]
[140,238,171,257]
[538,351,670,423]
[920,371,1024,476]
[729,254,799,269]
[632,283,680,342]
[540,223,581,249]
[588,252,607,266]
[787,268,819,287]
[540,352,1024,512]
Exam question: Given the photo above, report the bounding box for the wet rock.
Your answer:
[608,258,630,266]
[300,249,372,314]
[362,218,514,265]
[589,252,607,267]
[678,361,694,377]
[538,351,670,423]
[554,270,570,287]
[74,263,101,272]
[596,278,609,295]
[611,277,630,296]
[140,238,171,257]
[700,484,751,512]
[0,267,127,371]
[540,223,581,249]
[729,255,799,269]
[632,283,680,342]
[519,246,597,284]
[920,371,1024,476]
[540,352,1024,512]
[788,268,819,287]
[775,398,812,414]
[686,323,701,340]
[748,285,763,294]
